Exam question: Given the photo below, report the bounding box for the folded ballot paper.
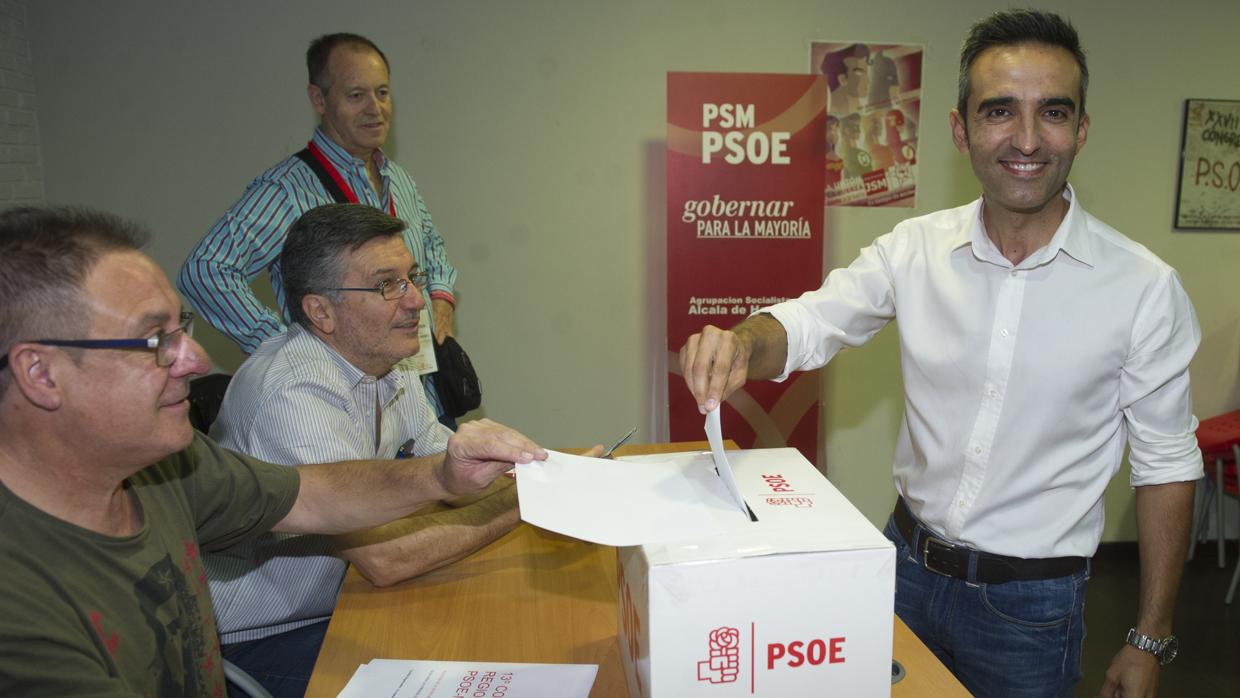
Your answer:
[515,410,753,546]
[338,659,597,698]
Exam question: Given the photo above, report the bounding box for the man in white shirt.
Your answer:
[205,204,535,698]
[680,10,1198,698]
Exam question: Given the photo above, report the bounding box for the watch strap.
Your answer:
[1125,628,1177,666]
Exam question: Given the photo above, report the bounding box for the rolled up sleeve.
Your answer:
[1121,269,1204,486]
[762,237,897,381]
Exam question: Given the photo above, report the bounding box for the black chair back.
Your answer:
[188,373,232,432]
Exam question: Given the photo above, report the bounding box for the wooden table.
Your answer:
[305,443,969,697]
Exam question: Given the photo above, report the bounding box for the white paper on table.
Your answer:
[705,408,750,516]
[516,449,749,546]
[337,658,597,698]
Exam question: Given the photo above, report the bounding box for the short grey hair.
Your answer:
[281,203,407,328]
[0,206,147,393]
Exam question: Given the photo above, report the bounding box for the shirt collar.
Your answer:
[311,127,390,174]
[289,324,403,396]
[1053,185,1092,267]
[958,184,1093,269]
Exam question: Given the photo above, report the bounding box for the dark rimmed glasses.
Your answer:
[0,311,195,370]
[326,271,429,301]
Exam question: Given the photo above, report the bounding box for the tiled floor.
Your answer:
[1076,541,1240,697]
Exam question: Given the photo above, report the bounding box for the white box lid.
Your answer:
[619,448,891,565]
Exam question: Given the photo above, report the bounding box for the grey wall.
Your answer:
[29,0,1240,538]
[0,0,42,205]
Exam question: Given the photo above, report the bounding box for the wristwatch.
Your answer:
[1125,628,1179,666]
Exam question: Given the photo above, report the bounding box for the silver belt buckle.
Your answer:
[921,536,956,577]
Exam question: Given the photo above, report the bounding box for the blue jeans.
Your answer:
[883,516,1089,697]
[221,619,329,698]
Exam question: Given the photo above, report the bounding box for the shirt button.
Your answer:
[1010,270,1017,277]
[974,447,982,455]
[989,389,998,398]
[1000,329,1009,337]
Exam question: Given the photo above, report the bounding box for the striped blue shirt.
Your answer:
[205,325,452,643]
[178,128,457,354]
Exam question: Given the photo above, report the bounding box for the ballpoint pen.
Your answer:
[395,438,415,458]
[601,426,638,458]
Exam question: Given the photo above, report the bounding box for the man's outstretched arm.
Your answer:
[334,480,518,587]
[274,419,544,535]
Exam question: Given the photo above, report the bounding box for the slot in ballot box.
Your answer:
[615,448,895,698]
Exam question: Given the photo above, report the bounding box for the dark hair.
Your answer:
[306,33,390,91]
[819,44,870,92]
[0,206,147,392]
[281,204,407,328]
[958,9,1088,117]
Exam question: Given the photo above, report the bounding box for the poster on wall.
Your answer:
[1175,98,1240,230]
[666,72,825,462]
[812,41,923,207]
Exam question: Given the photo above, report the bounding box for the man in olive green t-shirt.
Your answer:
[0,436,300,695]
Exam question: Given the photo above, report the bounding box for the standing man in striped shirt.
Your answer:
[178,32,460,426]
[205,205,543,698]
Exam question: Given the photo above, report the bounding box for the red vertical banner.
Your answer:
[667,72,826,462]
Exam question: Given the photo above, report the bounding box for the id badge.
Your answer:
[406,305,439,375]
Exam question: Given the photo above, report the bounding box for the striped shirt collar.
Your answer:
[288,324,404,402]
[311,127,392,176]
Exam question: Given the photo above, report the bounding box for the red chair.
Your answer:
[1190,410,1240,603]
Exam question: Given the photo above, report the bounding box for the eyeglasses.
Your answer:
[326,271,429,301]
[0,311,195,370]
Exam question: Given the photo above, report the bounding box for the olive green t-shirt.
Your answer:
[0,432,300,696]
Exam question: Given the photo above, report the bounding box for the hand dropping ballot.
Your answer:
[518,409,899,697]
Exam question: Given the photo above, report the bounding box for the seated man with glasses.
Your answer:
[0,206,545,696]
[205,203,566,698]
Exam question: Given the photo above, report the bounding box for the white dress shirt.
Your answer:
[765,186,1203,558]
[205,325,451,643]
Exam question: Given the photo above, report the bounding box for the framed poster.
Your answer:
[1175,98,1240,230]
[811,41,923,208]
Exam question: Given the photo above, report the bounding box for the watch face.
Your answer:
[1158,635,1179,666]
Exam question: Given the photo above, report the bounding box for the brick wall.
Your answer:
[0,0,42,206]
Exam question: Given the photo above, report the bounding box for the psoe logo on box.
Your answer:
[765,496,813,508]
[768,636,847,669]
[761,474,795,493]
[697,626,741,684]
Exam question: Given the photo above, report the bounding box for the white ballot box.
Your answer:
[616,448,895,698]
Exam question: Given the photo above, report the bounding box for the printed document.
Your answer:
[337,659,596,698]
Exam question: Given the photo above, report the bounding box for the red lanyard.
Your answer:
[306,141,396,216]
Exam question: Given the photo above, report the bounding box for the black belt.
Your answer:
[893,497,1086,584]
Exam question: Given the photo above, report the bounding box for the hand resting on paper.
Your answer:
[437,418,547,496]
